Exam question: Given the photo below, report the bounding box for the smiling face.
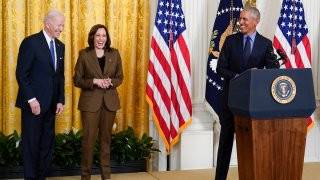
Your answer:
[239,10,259,35]
[94,28,107,50]
[45,15,65,39]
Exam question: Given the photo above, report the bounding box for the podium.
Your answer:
[228,68,316,180]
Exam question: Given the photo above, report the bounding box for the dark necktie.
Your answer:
[50,40,55,68]
[243,36,251,66]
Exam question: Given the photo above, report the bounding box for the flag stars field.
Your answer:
[216,7,242,17]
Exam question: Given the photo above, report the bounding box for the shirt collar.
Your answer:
[244,31,257,42]
[43,29,54,45]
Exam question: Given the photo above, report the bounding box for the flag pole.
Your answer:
[167,154,170,171]
[167,0,172,171]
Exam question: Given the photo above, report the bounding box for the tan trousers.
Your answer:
[80,105,116,180]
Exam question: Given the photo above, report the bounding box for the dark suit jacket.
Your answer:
[216,32,278,118]
[73,48,123,112]
[16,31,65,112]
[217,32,277,82]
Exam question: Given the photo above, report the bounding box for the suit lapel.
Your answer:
[248,32,261,67]
[37,31,55,70]
[238,33,247,68]
[87,49,103,77]
[55,40,62,71]
[103,51,114,76]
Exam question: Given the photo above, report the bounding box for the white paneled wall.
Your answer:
[149,0,320,171]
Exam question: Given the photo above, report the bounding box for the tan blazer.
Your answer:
[74,48,123,112]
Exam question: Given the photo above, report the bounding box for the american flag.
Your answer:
[273,0,313,130]
[205,0,243,117]
[146,0,192,152]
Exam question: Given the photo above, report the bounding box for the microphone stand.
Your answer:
[271,54,288,68]
[270,53,280,68]
[277,57,288,67]
[269,48,289,68]
[276,49,288,67]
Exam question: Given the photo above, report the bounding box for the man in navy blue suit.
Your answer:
[215,7,279,180]
[15,10,65,180]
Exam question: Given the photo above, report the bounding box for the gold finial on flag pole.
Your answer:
[245,0,256,7]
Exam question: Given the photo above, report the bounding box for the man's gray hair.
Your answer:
[243,7,260,20]
[43,10,64,24]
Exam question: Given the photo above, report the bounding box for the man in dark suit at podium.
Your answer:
[215,7,278,180]
[15,10,65,180]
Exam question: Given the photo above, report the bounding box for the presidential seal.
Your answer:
[271,76,296,104]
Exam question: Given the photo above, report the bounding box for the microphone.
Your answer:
[268,47,280,68]
[276,49,288,66]
[276,49,287,60]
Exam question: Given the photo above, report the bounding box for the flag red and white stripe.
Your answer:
[146,0,192,153]
[273,0,313,130]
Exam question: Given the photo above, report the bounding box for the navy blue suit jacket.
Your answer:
[217,32,277,82]
[16,31,65,112]
[216,32,278,119]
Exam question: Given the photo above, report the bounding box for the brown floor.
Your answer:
[11,162,320,180]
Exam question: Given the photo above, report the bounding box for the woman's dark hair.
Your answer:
[87,24,111,51]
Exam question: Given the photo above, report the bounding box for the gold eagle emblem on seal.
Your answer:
[271,76,296,104]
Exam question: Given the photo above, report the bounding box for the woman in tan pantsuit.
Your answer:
[74,24,123,180]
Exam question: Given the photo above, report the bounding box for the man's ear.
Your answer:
[255,19,260,26]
